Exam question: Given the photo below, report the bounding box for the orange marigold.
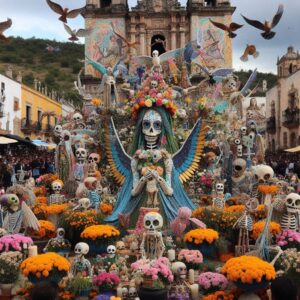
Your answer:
[184,228,219,245]
[252,221,281,240]
[257,184,279,195]
[100,203,113,215]
[203,291,234,300]
[80,225,120,240]
[32,220,56,239]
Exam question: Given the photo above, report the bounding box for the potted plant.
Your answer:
[277,229,300,250]
[0,251,22,296]
[0,234,33,252]
[21,252,71,284]
[131,257,174,300]
[68,276,93,298]
[198,272,228,295]
[178,249,203,282]
[44,203,68,226]
[93,272,120,300]
[80,224,120,255]
[251,221,281,241]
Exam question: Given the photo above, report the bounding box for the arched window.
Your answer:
[151,35,166,55]
[289,63,293,74]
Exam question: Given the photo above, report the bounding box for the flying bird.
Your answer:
[110,22,140,49]
[240,44,259,62]
[0,18,12,41]
[209,19,243,38]
[46,0,85,23]
[63,23,90,42]
[241,4,284,40]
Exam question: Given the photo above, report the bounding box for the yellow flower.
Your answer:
[185,97,192,104]
[91,98,102,106]
[184,228,219,245]
[197,96,207,105]
[80,225,120,240]
[145,99,153,107]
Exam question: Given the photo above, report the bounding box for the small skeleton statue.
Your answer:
[71,242,92,277]
[140,212,165,260]
[84,177,101,211]
[72,198,91,211]
[234,197,259,256]
[128,286,138,300]
[274,193,300,231]
[87,153,100,177]
[212,179,227,209]
[74,147,88,182]
[103,245,117,270]
[49,180,65,204]
[0,194,40,234]
[43,228,71,255]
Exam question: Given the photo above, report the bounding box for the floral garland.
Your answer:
[252,221,281,240]
[80,225,120,241]
[221,256,276,284]
[184,228,219,245]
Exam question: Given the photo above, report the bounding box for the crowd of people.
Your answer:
[0,146,55,191]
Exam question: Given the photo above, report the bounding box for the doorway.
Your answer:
[151,35,166,55]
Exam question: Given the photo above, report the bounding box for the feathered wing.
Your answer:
[46,0,64,15]
[212,68,233,77]
[105,118,132,185]
[272,4,284,28]
[241,68,257,96]
[209,19,228,31]
[63,23,74,36]
[160,47,185,64]
[132,56,153,70]
[0,18,12,32]
[173,118,207,183]
[21,202,40,231]
[241,15,265,31]
[85,56,108,76]
[76,28,91,38]
[67,7,85,18]
[229,23,244,31]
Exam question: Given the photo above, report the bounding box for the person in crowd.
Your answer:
[270,276,298,300]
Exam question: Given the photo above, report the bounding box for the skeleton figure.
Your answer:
[234,197,259,256]
[128,287,138,300]
[43,228,71,254]
[84,177,101,211]
[212,180,226,208]
[74,147,88,182]
[0,194,40,234]
[103,245,117,270]
[169,262,191,300]
[88,153,100,177]
[72,112,86,130]
[140,212,165,260]
[232,158,253,196]
[53,124,63,138]
[49,180,65,205]
[142,110,162,150]
[71,242,92,277]
[72,198,91,211]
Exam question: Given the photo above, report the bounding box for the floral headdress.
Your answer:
[130,72,177,120]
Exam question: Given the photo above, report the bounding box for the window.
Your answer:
[0,82,5,101]
[271,101,276,117]
[100,0,111,8]
[205,0,217,6]
[54,117,58,125]
[26,105,31,121]
[37,110,42,123]
[289,63,293,74]
[290,132,296,148]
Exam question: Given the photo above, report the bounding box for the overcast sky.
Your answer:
[0,0,299,73]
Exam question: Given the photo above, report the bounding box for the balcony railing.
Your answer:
[21,118,34,132]
[282,108,300,128]
[266,116,276,134]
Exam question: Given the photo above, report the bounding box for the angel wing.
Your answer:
[173,118,207,183]
[159,47,185,64]
[63,23,74,36]
[132,56,153,70]
[0,18,12,32]
[67,7,85,18]
[21,202,40,231]
[241,15,265,31]
[105,118,132,185]
[85,56,108,76]
[241,68,257,96]
[46,0,64,15]
[272,4,284,28]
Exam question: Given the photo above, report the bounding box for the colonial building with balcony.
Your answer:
[266,46,300,151]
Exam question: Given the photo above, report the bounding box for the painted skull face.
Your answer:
[285,193,300,214]
[151,80,158,89]
[75,148,87,161]
[73,112,83,123]
[54,125,62,137]
[88,153,100,164]
[142,110,162,148]
[74,242,89,256]
[144,212,163,231]
[52,181,62,193]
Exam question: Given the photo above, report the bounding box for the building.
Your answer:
[21,85,62,142]
[0,69,22,136]
[266,46,300,151]
[61,99,75,118]
[83,0,235,96]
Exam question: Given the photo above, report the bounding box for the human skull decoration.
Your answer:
[121,287,129,299]
[53,125,62,137]
[107,245,116,257]
[88,153,100,164]
[73,112,83,124]
[144,212,163,232]
[0,194,20,212]
[52,180,63,194]
[171,262,187,280]
[245,197,259,213]
[75,148,88,162]
[285,193,300,214]
[56,228,65,239]
[240,126,247,136]
[128,287,138,299]
[73,198,91,211]
[254,165,274,184]
[74,242,89,257]
[151,80,158,89]
[142,110,162,148]
[215,181,225,195]
[233,158,246,178]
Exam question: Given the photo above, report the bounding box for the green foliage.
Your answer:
[68,276,93,296]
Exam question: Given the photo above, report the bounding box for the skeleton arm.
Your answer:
[131,159,148,196]
[157,232,166,258]
[140,232,146,259]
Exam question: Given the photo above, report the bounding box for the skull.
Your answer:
[54,125,62,137]
[171,262,187,279]
[142,110,162,148]
[5,194,20,212]
[245,198,259,212]
[52,180,62,194]
[128,287,137,299]
[216,182,224,195]
[107,245,116,257]
[233,159,246,178]
[152,50,159,58]
[75,148,87,161]
[74,242,89,256]
[73,112,83,123]
[285,193,300,214]
[73,198,91,211]
[61,130,71,142]
[144,212,163,232]
[56,228,65,239]
[88,153,100,164]
[121,287,129,299]
[254,165,274,184]
[116,241,125,251]
[240,126,247,136]
[237,145,243,157]
[151,80,158,89]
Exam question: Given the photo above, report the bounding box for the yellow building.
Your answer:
[20,85,62,142]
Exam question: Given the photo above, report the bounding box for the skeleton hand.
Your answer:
[131,173,151,196]
[151,170,173,196]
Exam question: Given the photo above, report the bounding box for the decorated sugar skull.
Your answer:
[285,193,300,214]
[73,198,91,211]
[215,181,225,195]
[0,194,20,212]
[88,153,100,164]
[233,158,246,178]
[52,180,63,194]
[240,126,247,136]
[142,110,162,148]
[73,112,83,123]
[144,212,163,232]
[254,164,274,184]
[107,245,116,257]
[53,124,62,137]
[128,287,137,299]
[56,228,65,239]
[75,147,88,161]
[74,242,89,256]
[171,261,187,279]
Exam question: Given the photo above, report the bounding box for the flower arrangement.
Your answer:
[100,203,113,215]
[277,229,300,250]
[198,272,228,294]
[43,203,68,215]
[81,225,120,241]
[93,272,120,291]
[30,220,56,239]
[21,252,71,282]
[130,73,177,120]
[257,184,279,194]
[252,221,281,240]
[0,251,22,283]
[36,196,47,204]
[0,234,33,252]
[203,291,234,300]
[131,257,174,289]
[34,186,46,197]
[221,256,276,284]
[178,249,203,269]
[36,174,58,187]
[184,228,219,245]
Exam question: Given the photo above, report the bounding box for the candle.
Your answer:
[28,245,38,257]
[189,269,195,284]
[168,249,175,262]
[116,287,123,297]
[190,284,199,300]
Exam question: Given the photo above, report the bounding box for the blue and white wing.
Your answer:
[105,118,132,185]
[212,68,233,77]
[159,48,185,64]
[85,56,108,76]
[241,68,257,96]
[172,119,207,183]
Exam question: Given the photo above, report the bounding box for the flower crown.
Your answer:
[130,72,177,120]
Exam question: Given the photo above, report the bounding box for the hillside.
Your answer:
[0,37,84,106]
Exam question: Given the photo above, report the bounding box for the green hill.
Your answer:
[0,37,84,106]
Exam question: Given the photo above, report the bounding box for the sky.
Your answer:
[0,0,299,73]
